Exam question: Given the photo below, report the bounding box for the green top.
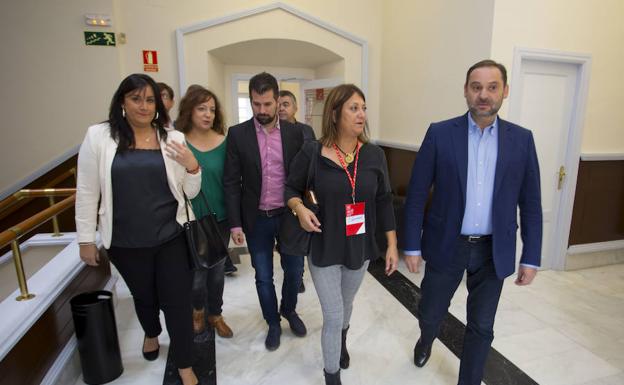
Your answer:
[188,139,227,222]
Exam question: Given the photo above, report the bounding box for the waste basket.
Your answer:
[70,290,123,384]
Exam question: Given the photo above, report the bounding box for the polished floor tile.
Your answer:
[74,256,624,385]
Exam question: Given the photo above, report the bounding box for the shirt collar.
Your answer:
[467,113,498,137]
[253,117,280,133]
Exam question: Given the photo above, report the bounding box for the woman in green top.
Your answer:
[177,86,235,338]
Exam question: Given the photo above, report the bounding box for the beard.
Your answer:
[255,112,276,125]
[467,98,502,118]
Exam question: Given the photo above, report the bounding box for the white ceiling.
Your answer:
[209,38,343,68]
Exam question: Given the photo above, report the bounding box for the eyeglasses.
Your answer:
[161,93,171,100]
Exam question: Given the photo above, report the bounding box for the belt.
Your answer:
[459,234,492,243]
[258,207,285,217]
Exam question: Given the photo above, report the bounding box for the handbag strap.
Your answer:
[183,190,215,220]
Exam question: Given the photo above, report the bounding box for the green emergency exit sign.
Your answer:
[84,31,116,46]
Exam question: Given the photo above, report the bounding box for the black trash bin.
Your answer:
[70,290,124,384]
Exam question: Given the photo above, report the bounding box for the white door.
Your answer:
[508,59,582,270]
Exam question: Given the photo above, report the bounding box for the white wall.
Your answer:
[0,0,120,193]
[379,0,496,147]
[315,60,345,80]
[490,0,624,153]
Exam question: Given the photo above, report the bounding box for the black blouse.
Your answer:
[111,149,181,248]
[285,141,395,269]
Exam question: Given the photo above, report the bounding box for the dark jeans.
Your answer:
[418,237,504,385]
[192,220,229,314]
[108,233,193,368]
[246,213,304,325]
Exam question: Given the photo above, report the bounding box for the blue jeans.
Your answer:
[418,237,504,385]
[246,214,304,325]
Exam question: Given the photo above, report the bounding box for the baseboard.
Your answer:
[566,241,624,270]
[567,240,624,254]
[40,336,79,385]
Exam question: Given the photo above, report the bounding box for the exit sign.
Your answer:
[84,31,116,46]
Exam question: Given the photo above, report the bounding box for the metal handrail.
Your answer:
[0,168,75,215]
[0,193,76,301]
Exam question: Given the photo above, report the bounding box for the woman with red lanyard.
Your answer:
[285,84,399,385]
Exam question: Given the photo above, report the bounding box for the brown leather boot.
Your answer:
[192,308,205,334]
[207,315,233,338]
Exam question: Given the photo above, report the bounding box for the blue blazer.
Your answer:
[404,113,542,279]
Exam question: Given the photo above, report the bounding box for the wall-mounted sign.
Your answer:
[315,88,324,101]
[84,31,116,46]
[143,50,158,72]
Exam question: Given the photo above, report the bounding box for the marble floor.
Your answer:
[74,253,624,385]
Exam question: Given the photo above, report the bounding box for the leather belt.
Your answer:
[258,207,285,217]
[459,234,492,243]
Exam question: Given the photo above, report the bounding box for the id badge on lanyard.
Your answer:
[333,143,366,237]
[345,201,365,236]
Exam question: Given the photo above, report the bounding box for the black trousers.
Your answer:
[191,220,229,314]
[418,238,504,385]
[108,233,193,369]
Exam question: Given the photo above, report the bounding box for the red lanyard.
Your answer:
[333,143,361,203]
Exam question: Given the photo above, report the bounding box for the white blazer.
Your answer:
[75,122,201,248]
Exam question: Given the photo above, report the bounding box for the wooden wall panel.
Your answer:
[379,145,624,247]
[569,160,624,245]
[0,260,111,385]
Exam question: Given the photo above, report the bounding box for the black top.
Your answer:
[285,141,395,269]
[294,121,316,142]
[111,149,181,248]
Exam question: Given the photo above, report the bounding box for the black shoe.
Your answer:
[265,323,281,351]
[324,369,342,385]
[280,310,307,337]
[340,326,350,369]
[224,257,237,275]
[298,281,305,293]
[413,338,432,367]
[142,335,159,361]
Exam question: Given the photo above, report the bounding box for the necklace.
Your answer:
[135,129,155,143]
[335,142,358,164]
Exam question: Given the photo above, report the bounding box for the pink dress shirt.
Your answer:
[254,118,286,210]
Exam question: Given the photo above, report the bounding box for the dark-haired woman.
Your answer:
[76,73,200,385]
[285,84,398,385]
[177,85,235,339]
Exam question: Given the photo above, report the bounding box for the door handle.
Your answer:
[558,166,566,190]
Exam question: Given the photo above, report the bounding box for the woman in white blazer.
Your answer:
[75,74,201,385]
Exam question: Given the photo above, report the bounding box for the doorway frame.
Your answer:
[175,2,368,96]
[508,47,591,270]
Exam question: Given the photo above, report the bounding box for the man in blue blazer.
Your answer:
[403,60,542,385]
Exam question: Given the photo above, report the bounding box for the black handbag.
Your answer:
[183,191,229,270]
[278,142,320,257]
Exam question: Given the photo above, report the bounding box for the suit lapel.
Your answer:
[452,114,469,207]
[280,122,290,173]
[494,119,511,196]
[246,120,262,175]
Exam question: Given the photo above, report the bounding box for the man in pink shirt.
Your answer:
[224,72,307,351]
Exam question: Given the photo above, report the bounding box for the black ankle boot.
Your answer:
[324,369,341,385]
[339,326,350,369]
